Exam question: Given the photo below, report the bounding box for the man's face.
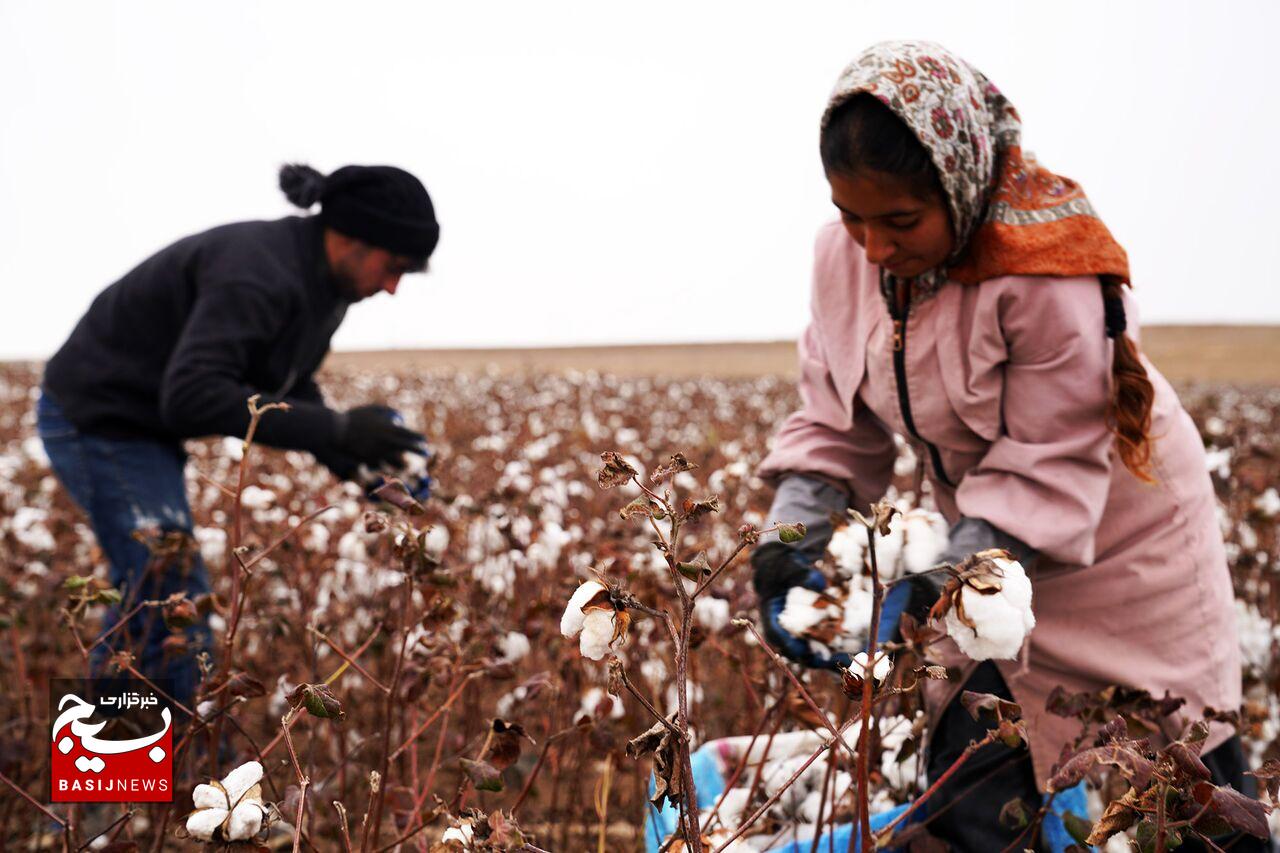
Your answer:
[328,238,421,302]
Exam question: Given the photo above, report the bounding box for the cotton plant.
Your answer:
[183,760,275,843]
[560,450,807,853]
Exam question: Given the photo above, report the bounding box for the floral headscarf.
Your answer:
[823,40,1130,302]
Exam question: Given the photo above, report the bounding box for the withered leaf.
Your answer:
[868,500,900,536]
[626,715,683,808]
[286,683,346,721]
[619,496,660,521]
[486,810,526,847]
[651,453,697,484]
[372,479,425,515]
[1247,758,1280,804]
[959,691,1022,724]
[1166,741,1212,782]
[1048,743,1154,792]
[596,452,638,489]
[459,758,504,792]
[1085,797,1139,846]
[1190,781,1271,839]
[225,671,266,698]
[680,495,720,524]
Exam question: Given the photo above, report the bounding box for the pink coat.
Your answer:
[759,221,1241,790]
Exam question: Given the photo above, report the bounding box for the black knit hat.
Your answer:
[279,163,439,260]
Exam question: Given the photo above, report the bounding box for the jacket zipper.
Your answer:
[889,280,955,488]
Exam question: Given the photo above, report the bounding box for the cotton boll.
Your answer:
[192,783,226,809]
[991,557,1034,624]
[424,525,450,557]
[848,650,891,682]
[694,596,731,633]
[871,519,904,574]
[777,588,840,637]
[579,609,617,660]
[797,789,824,824]
[560,580,607,638]
[945,588,1031,661]
[837,582,876,649]
[218,761,264,805]
[1255,488,1280,518]
[239,486,274,509]
[830,770,854,800]
[441,821,474,844]
[704,828,754,852]
[941,556,1035,660]
[827,525,866,574]
[579,686,624,720]
[185,808,228,841]
[901,509,948,574]
[225,800,266,840]
[709,786,751,829]
[763,754,823,798]
[497,631,531,663]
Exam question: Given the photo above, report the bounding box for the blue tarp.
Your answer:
[643,740,1092,853]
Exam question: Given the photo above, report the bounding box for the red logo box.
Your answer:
[49,678,174,803]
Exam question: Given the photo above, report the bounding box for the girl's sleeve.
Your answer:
[955,276,1115,566]
[757,320,897,512]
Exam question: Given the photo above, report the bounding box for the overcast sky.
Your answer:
[2,1,1276,359]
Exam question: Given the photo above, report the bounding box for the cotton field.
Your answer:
[0,363,1277,850]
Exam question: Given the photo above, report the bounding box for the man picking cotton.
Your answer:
[38,163,440,704]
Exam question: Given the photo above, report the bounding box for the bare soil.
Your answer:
[328,325,1280,384]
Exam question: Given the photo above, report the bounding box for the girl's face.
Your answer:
[827,169,954,279]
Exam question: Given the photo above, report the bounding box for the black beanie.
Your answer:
[279,163,440,260]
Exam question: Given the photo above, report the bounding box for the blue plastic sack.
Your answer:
[642,739,1092,852]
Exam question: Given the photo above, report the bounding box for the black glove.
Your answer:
[312,443,362,481]
[334,405,426,470]
[752,542,851,671]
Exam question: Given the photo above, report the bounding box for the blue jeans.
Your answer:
[37,388,212,706]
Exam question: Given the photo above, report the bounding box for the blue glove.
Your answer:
[876,581,914,646]
[752,542,852,671]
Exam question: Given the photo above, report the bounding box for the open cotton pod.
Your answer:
[560,578,630,660]
[931,549,1036,660]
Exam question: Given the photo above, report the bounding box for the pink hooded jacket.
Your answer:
[758,221,1241,789]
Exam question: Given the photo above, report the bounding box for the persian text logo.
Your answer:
[49,678,173,802]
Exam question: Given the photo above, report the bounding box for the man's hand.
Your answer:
[335,405,426,470]
[751,541,851,671]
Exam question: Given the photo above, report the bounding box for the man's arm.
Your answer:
[158,281,341,452]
